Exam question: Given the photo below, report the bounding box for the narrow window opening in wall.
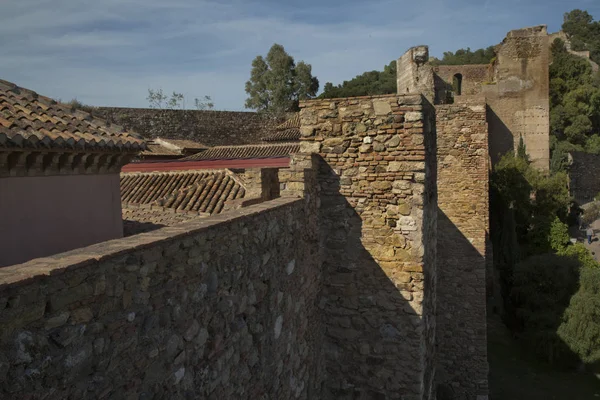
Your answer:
[453,73,463,96]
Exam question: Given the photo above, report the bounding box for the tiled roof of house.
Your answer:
[261,114,300,142]
[140,142,182,157]
[120,170,246,214]
[181,142,299,161]
[261,128,300,142]
[157,138,208,150]
[0,79,145,153]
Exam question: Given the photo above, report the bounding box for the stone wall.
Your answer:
[298,94,438,399]
[433,65,493,101]
[486,25,550,170]
[91,107,280,147]
[396,26,551,170]
[397,47,436,103]
[0,196,325,399]
[568,151,600,205]
[435,101,489,399]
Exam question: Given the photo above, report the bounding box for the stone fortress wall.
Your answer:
[1,26,555,400]
[0,187,325,398]
[298,94,439,399]
[435,99,490,398]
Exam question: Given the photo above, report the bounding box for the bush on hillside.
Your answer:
[549,217,571,252]
[558,266,600,365]
[510,254,580,364]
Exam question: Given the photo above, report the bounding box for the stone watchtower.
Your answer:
[397,26,551,170]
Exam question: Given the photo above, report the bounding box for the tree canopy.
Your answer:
[563,9,600,64]
[245,44,319,115]
[429,46,496,66]
[319,61,397,99]
[547,10,600,173]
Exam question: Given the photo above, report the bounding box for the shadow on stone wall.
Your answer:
[315,159,436,400]
[487,105,514,165]
[436,210,489,400]
[123,220,166,236]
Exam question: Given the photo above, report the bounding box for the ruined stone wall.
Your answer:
[486,26,550,169]
[0,197,325,399]
[433,65,493,101]
[91,107,280,147]
[398,26,551,170]
[397,47,436,103]
[435,101,489,399]
[299,94,438,399]
[568,151,600,205]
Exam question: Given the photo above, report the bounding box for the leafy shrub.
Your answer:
[549,217,570,252]
[510,254,580,364]
[558,266,600,365]
[558,243,599,269]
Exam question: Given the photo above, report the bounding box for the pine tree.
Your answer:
[245,44,318,115]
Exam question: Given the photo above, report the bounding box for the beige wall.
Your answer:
[0,174,123,267]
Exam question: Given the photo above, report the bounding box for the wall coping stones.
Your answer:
[0,196,302,290]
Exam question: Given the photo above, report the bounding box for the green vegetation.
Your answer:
[488,317,600,400]
[563,9,600,64]
[550,11,600,173]
[319,61,397,99]
[245,43,319,115]
[429,46,496,66]
[491,141,600,372]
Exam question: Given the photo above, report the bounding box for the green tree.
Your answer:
[549,217,570,252]
[517,136,529,162]
[558,266,600,365]
[320,61,397,99]
[510,254,580,364]
[563,9,600,64]
[245,44,319,115]
[429,46,496,66]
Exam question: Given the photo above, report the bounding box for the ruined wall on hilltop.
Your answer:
[487,25,550,170]
[91,107,280,147]
[299,94,438,399]
[397,47,436,103]
[400,26,551,170]
[433,64,493,101]
[0,195,324,399]
[435,100,490,399]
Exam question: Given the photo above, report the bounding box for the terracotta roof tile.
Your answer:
[139,142,182,157]
[261,114,301,142]
[157,138,208,150]
[0,79,145,153]
[261,128,301,142]
[181,142,299,161]
[120,170,246,215]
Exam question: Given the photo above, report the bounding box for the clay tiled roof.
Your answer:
[140,142,181,157]
[262,128,301,142]
[157,138,208,151]
[121,170,246,214]
[261,114,300,142]
[0,79,145,152]
[181,142,299,161]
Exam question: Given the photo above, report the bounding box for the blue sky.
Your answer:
[1,0,599,111]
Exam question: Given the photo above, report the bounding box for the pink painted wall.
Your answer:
[0,174,123,267]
